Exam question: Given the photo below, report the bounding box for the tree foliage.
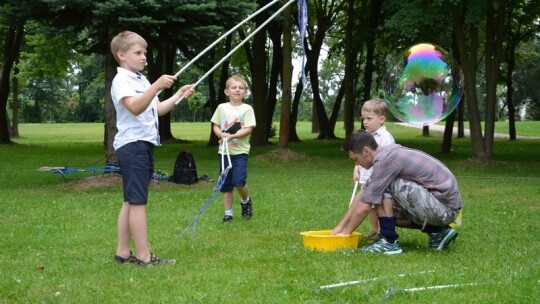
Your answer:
[0,0,539,162]
[515,39,540,120]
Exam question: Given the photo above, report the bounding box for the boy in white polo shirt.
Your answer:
[110,31,193,266]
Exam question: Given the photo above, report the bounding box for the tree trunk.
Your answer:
[329,83,345,129]
[422,126,429,136]
[308,29,336,140]
[441,35,461,149]
[0,24,24,144]
[250,28,270,146]
[267,24,283,139]
[10,63,20,137]
[441,110,456,154]
[289,40,312,143]
[289,79,303,142]
[158,43,176,141]
[208,36,232,147]
[361,0,384,102]
[104,48,118,163]
[457,99,465,138]
[278,4,292,149]
[452,37,465,139]
[311,103,318,134]
[343,0,355,138]
[505,50,516,140]
[453,4,488,160]
[483,0,507,156]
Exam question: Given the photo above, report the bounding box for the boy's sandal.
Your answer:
[135,253,176,266]
[364,232,380,243]
[114,251,137,264]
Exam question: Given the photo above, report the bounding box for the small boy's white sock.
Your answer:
[225,209,233,216]
[241,197,250,204]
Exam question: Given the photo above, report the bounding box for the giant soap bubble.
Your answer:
[383,43,464,126]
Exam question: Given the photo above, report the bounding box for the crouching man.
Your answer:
[332,130,462,255]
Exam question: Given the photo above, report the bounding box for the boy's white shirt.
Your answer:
[359,125,395,185]
[111,67,159,150]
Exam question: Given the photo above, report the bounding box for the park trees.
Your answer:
[0,0,253,158]
[373,0,459,148]
[500,0,540,140]
[514,40,540,121]
[378,0,537,160]
[452,0,508,160]
[1,0,539,163]
[305,0,346,140]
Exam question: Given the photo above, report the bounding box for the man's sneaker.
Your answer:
[241,198,253,219]
[114,251,136,264]
[428,227,459,250]
[360,237,402,255]
[135,253,176,266]
[222,215,233,223]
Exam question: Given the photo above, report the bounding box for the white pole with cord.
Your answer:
[173,0,281,79]
[175,0,296,105]
[348,180,359,207]
[155,1,282,97]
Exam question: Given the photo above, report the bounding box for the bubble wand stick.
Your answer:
[173,0,282,79]
[175,0,296,105]
[154,0,282,97]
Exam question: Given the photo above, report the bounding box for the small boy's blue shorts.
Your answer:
[116,141,154,205]
[218,153,248,192]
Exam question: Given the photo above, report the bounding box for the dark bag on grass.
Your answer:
[170,150,198,184]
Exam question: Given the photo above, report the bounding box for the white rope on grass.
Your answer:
[178,138,232,241]
[382,282,502,301]
[318,270,435,290]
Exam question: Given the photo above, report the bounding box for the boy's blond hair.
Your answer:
[361,98,389,117]
[110,31,148,63]
[226,75,248,89]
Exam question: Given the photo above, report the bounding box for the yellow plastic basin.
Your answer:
[300,230,361,252]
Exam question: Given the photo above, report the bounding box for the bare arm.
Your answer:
[123,75,177,116]
[156,85,194,116]
[332,191,372,235]
[213,123,223,138]
[353,165,361,182]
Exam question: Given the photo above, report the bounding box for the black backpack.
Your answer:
[170,150,198,184]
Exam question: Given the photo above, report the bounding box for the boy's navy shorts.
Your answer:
[116,141,154,205]
[218,153,248,192]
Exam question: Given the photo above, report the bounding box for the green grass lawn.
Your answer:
[1,122,539,303]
